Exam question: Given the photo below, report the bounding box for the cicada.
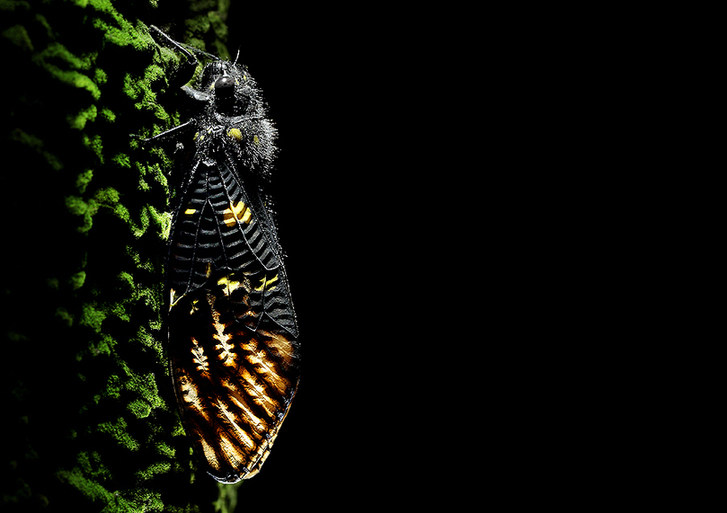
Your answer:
[143,26,300,483]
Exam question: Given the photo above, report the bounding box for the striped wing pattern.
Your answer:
[168,158,299,482]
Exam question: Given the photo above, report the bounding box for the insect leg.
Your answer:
[149,25,198,90]
[149,25,211,104]
[142,119,195,146]
[181,85,210,103]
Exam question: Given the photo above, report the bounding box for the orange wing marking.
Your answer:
[191,337,209,373]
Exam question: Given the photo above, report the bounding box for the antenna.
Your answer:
[150,24,222,62]
[150,25,197,63]
[179,42,220,62]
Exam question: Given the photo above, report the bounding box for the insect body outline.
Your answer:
[142,25,300,484]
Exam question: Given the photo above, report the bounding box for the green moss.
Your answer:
[213,482,242,513]
[66,195,90,216]
[122,72,140,99]
[103,374,123,400]
[70,270,86,290]
[57,467,114,504]
[55,306,75,327]
[65,195,99,232]
[155,442,175,459]
[135,461,171,480]
[39,63,101,98]
[83,133,104,162]
[127,399,152,419]
[100,107,116,122]
[97,417,139,452]
[10,128,63,170]
[136,325,165,361]
[125,489,165,512]
[2,24,33,50]
[149,205,172,240]
[3,0,234,510]
[80,302,107,332]
[90,334,115,357]
[113,152,131,167]
[95,66,108,86]
[117,271,134,290]
[39,41,95,70]
[109,301,130,322]
[125,370,164,410]
[76,168,94,193]
[69,104,98,130]
[95,186,121,205]
[77,450,110,479]
[0,0,31,11]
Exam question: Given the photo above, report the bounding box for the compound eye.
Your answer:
[214,75,235,96]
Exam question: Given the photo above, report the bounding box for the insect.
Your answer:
[142,25,300,483]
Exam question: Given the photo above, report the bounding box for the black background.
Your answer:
[1,2,642,509]
[219,6,466,509]
[171,6,658,508]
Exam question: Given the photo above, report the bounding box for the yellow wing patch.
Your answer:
[217,275,244,296]
[254,274,278,292]
[223,201,252,227]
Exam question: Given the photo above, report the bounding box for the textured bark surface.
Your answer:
[0,1,238,511]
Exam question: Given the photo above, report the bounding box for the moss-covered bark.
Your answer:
[1,0,237,511]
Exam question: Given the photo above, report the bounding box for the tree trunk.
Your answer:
[1,1,238,511]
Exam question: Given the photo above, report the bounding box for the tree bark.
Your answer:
[1,1,236,511]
